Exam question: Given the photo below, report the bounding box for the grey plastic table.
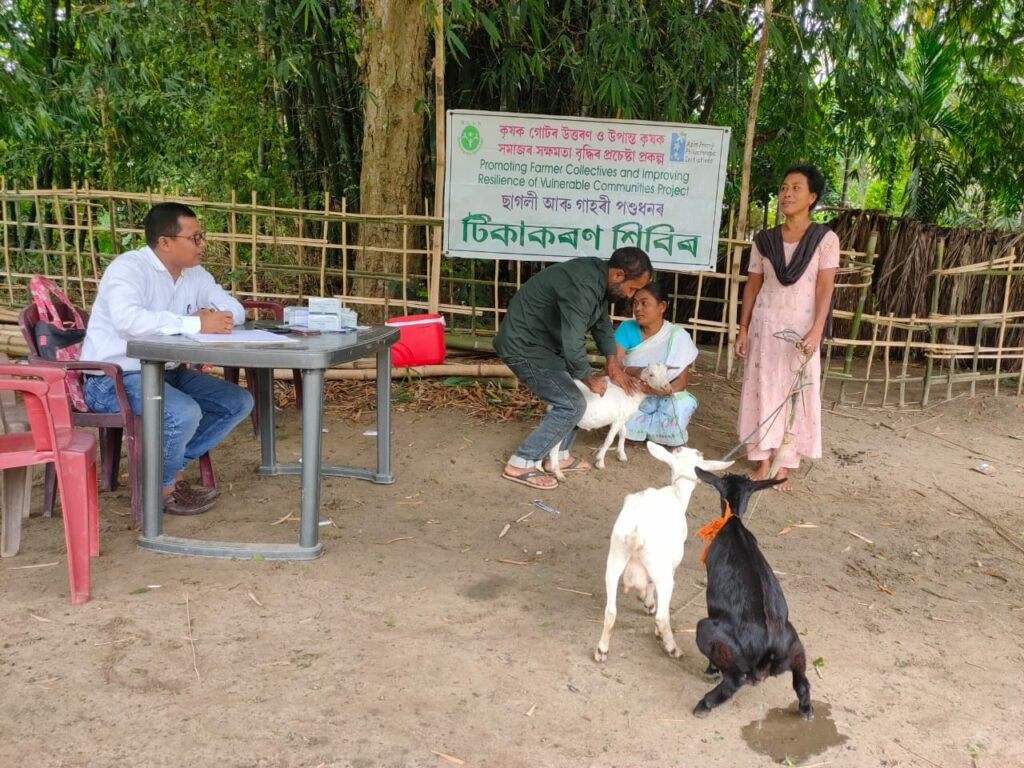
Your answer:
[126,326,399,560]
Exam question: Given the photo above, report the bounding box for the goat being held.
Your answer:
[594,443,732,662]
[548,363,672,482]
[692,469,813,719]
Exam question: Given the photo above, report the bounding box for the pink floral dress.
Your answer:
[737,231,840,468]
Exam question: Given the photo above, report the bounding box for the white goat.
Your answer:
[594,443,733,662]
[548,363,672,481]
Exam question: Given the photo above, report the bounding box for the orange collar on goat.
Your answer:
[695,502,733,565]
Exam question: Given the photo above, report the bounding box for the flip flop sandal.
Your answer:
[501,468,558,490]
[544,455,591,473]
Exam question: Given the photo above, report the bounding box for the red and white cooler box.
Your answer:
[386,313,446,367]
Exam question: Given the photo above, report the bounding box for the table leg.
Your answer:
[376,346,394,483]
[141,361,164,540]
[299,368,325,549]
[257,367,276,472]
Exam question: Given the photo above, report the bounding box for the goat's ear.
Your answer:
[646,441,674,463]
[696,459,734,473]
[750,476,786,491]
[694,466,724,490]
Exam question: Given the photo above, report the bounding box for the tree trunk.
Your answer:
[840,151,851,208]
[726,0,773,377]
[356,0,428,323]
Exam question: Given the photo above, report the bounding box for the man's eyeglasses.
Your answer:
[166,232,207,245]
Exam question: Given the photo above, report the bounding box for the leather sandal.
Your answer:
[164,488,216,516]
[175,480,221,503]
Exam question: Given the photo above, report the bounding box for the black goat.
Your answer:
[692,469,813,719]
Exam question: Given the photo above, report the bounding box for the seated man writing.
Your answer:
[82,202,254,515]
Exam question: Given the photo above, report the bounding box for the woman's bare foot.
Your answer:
[749,459,772,481]
[772,467,792,492]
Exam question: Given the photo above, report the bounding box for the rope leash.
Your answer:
[718,328,813,463]
[716,328,814,526]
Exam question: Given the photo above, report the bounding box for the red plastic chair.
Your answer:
[19,302,216,525]
[224,299,304,434]
[0,364,99,604]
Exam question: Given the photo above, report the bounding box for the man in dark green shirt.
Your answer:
[495,247,652,489]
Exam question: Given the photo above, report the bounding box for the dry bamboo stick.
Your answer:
[337,195,344,299]
[401,204,409,315]
[899,314,915,407]
[71,186,90,304]
[250,190,258,298]
[921,238,944,406]
[229,190,239,294]
[492,260,500,332]
[881,313,894,406]
[2,183,13,305]
[860,317,880,406]
[993,249,1013,396]
[2,187,443,223]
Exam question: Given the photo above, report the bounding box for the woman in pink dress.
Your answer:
[736,164,840,491]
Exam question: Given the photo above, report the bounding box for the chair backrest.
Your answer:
[0,353,25,436]
[0,364,67,454]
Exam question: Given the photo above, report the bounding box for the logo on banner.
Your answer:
[459,124,482,154]
[670,133,687,162]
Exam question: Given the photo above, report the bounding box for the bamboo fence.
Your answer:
[1,184,1021,406]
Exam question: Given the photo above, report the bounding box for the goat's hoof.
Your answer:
[595,461,606,470]
[703,668,722,683]
[693,702,712,718]
[594,648,608,663]
[800,704,814,721]
[616,455,628,463]
[645,603,656,615]
[666,646,683,659]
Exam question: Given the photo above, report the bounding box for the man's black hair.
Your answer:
[781,164,826,209]
[144,202,199,247]
[608,247,652,280]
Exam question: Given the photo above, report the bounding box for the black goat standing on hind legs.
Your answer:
[691,469,814,720]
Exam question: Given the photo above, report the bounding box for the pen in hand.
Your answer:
[198,302,234,333]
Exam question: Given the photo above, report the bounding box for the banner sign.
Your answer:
[443,110,730,271]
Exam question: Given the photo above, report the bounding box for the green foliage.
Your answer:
[1,0,1021,228]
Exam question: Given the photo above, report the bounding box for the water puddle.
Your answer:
[740,702,847,764]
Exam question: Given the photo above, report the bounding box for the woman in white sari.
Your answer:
[614,282,700,446]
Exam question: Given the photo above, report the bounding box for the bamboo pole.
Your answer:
[716,208,735,374]
[229,190,239,294]
[67,187,85,303]
[860,318,880,406]
[970,247,998,397]
[401,204,409,315]
[428,0,446,313]
[337,195,344,299]
[250,190,258,298]
[838,230,877,403]
[726,0,773,379]
[899,314,915,407]
[321,193,329,299]
[881,313,894,406]
[492,260,500,333]
[1,178,13,305]
[993,247,1013,396]
[921,237,944,406]
[33,192,48,283]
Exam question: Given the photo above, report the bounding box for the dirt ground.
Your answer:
[2,355,1023,768]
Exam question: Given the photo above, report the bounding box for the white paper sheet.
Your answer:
[184,329,299,344]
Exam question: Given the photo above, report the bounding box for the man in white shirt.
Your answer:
[82,202,254,515]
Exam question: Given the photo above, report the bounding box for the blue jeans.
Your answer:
[503,356,585,463]
[84,367,254,487]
